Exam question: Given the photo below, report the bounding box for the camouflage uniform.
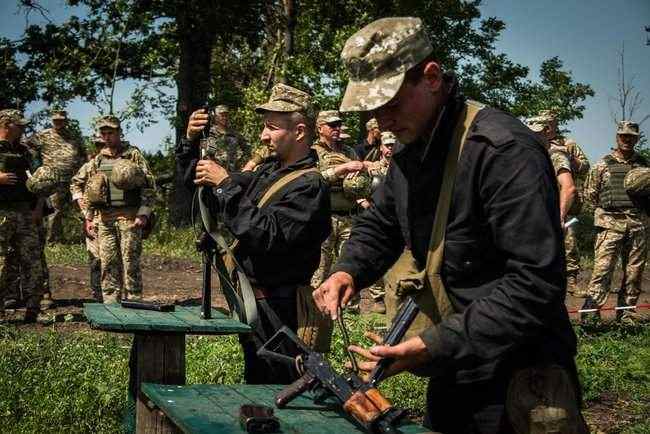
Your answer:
[310,111,362,310]
[551,137,590,292]
[584,123,648,318]
[70,116,155,303]
[0,110,44,319]
[204,106,251,172]
[26,111,87,243]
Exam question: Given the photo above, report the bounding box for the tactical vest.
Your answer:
[314,143,357,212]
[0,149,34,203]
[599,154,647,210]
[97,156,141,208]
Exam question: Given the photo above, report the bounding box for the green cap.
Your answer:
[96,115,121,129]
[316,110,342,125]
[365,118,379,130]
[340,17,433,112]
[0,109,29,126]
[617,120,639,136]
[381,131,397,145]
[255,83,313,115]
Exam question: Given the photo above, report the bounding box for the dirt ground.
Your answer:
[3,255,649,432]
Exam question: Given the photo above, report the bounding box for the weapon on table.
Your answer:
[257,326,406,434]
[367,297,420,387]
[120,300,175,312]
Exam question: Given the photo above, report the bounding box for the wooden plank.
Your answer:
[130,308,192,333]
[142,384,246,434]
[83,303,126,331]
[171,306,251,334]
[102,303,153,331]
[136,333,186,434]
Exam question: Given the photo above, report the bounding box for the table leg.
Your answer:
[134,333,186,434]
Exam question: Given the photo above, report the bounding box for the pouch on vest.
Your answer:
[86,172,109,207]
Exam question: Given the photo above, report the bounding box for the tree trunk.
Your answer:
[278,0,297,84]
[170,5,217,226]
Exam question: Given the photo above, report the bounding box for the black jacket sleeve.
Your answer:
[420,140,568,371]
[330,163,405,289]
[175,138,200,190]
[203,174,331,254]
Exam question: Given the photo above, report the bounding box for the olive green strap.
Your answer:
[416,100,484,323]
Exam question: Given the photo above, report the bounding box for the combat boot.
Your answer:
[40,292,54,310]
[579,297,601,324]
[23,309,40,324]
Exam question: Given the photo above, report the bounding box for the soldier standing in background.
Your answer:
[310,110,365,313]
[206,105,251,172]
[530,110,590,296]
[72,134,106,302]
[27,110,87,242]
[355,117,381,161]
[70,115,155,303]
[0,109,45,323]
[582,121,648,323]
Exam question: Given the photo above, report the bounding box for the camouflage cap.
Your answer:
[381,131,397,145]
[316,110,342,125]
[365,118,379,130]
[0,109,29,126]
[340,17,433,112]
[214,105,229,114]
[525,117,546,133]
[617,120,639,136]
[255,83,313,115]
[96,115,121,130]
[51,110,68,120]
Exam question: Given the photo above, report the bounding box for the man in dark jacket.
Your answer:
[187,83,331,384]
[313,17,583,433]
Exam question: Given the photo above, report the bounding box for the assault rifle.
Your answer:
[257,326,406,434]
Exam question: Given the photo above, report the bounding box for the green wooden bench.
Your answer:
[140,383,434,434]
[84,303,251,434]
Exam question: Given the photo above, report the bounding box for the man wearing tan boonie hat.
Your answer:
[313,17,584,432]
[186,83,331,385]
[582,119,648,325]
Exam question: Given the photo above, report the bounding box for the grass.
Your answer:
[1,318,648,433]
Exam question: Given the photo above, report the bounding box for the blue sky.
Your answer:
[2,0,649,161]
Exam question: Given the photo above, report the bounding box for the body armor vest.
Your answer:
[599,155,647,210]
[314,143,357,212]
[0,149,34,203]
[97,157,141,208]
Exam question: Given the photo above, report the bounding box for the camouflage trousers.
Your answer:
[98,213,143,303]
[587,226,647,307]
[86,216,102,302]
[2,222,49,302]
[47,189,73,243]
[0,210,44,313]
[310,214,360,309]
[564,220,580,278]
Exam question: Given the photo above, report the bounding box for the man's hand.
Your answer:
[0,172,18,186]
[313,271,356,320]
[194,159,229,187]
[132,215,148,230]
[357,199,372,209]
[347,334,432,380]
[334,161,365,178]
[84,218,97,239]
[186,109,209,141]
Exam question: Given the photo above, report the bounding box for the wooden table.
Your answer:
[84,303,251,434]
[140,383,434,434]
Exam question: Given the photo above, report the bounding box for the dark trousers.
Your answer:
[239,296,298,385]
[423,374,513,434]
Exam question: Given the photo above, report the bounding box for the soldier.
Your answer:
[0,109,45,323]
[582,121,648,323]
[70,115,155,303]
[72,134,105,302]
[310,110,366,313]
[355,117,382,161]
[187,83,331,384]
[363,131,397,314]
[205,105,251,172]
[313,18,583,432]
[26,110,87,243]
[529,111,589,295]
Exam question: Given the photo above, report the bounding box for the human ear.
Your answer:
[295,123,306,142]
[422,61,443,93]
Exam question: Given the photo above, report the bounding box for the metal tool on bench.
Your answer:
[239,404,280,433]
[120,300,176,312]
[257,326,406,434]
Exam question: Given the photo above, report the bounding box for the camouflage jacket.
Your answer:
[70,143,156,219]
[549,137,589,183]
[26,128,87,180]
[548,148,571,177]
[312,141,359,186]
[367,157,390,178]
[584,151,648,230]
[204,127,251,172]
